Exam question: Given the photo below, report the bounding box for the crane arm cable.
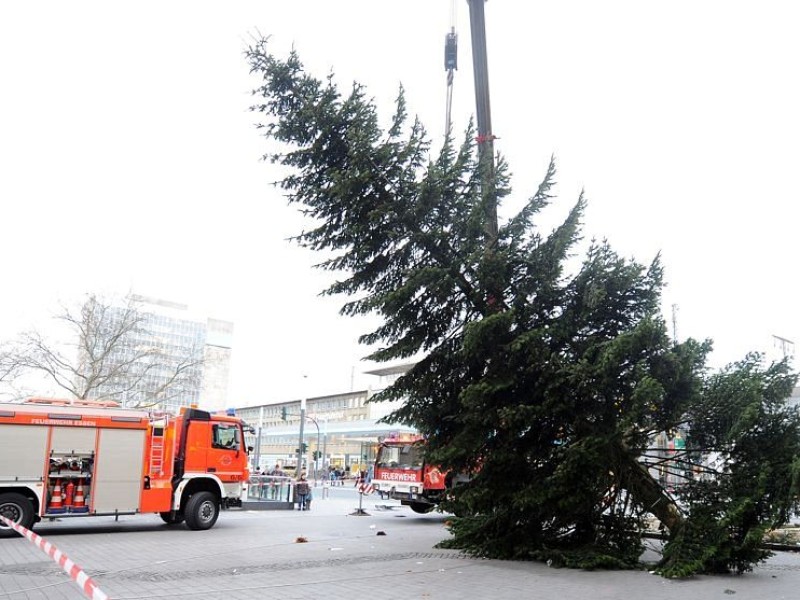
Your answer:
[444,0,458,137]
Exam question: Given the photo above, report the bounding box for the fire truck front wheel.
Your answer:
[184,491,220,530]
[0,492,35,532]
[409,502,435,514]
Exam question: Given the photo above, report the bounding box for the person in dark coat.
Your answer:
[296,475,311,510]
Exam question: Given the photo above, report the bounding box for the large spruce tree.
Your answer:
[246,40,800,576]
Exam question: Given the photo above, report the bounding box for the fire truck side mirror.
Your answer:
[247,445,254,453]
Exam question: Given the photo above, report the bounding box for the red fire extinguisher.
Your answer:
[64,480,75,508]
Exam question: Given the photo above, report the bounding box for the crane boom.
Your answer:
[467,0,498,245]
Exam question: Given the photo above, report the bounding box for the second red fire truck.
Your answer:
[372,434,463,513]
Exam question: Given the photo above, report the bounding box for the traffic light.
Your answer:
[312,450,322,460]
[301,443,308,453]
[281,407,287,421]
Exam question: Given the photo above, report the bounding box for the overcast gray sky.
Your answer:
[1,1,798,405]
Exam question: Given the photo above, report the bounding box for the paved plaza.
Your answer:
[2,486,800,599]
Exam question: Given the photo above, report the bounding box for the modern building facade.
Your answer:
[85,294,233,413]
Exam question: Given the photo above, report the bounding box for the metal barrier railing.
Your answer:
[246,475,294,502]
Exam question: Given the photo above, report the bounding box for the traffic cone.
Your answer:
[49,479,65,513]
[72,479,88,513]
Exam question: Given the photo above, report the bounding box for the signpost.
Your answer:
[351,482,375,516]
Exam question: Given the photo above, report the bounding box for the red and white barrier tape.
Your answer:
[0,516,109,600]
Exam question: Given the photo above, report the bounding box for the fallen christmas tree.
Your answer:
[245,39,800,577]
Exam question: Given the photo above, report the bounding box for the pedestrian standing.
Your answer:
[296,475,311,510]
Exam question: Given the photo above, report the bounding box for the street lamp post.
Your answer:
[253,406,264,473]
[296,397,306,477]
[322,417,328,472]
[306,415,321,482]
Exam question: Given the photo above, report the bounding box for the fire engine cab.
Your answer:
[372,434,455,514]
[0,398,250,532]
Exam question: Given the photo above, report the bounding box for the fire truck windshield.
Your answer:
[377,444,424,470]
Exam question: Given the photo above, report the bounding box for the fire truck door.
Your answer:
[207,423,244,483]
[0,424,48,482]
[93,428,146,513]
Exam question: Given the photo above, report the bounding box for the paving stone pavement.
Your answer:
[2,486,800,599]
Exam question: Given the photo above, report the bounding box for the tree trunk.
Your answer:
[622,453,684,534]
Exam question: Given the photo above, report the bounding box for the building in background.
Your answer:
[85,294,233,413]
[768,334,795,365]
[201,318,234,411]
[236,364,416,476]
[789,386,800,410]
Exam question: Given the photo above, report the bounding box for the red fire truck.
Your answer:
[372,434,461,514]
[0,398,250,532]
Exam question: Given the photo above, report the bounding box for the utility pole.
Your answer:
[467,0,498,245]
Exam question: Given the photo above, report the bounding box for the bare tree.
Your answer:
[1,294,204,407]
[0,344,20,384]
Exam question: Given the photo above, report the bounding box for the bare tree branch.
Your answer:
[1,294,204,405]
